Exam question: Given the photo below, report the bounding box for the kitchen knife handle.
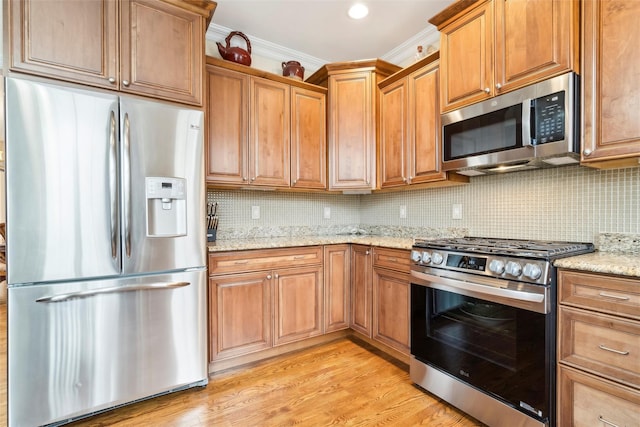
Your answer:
[109,110,118,260]
[123,113,132,258]
[35,282,190,303]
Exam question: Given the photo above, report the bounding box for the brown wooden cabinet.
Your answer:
[580,0,640,168]
[306,60,401,190]
[372,247,411,355]
[430,0,578,112]
[324,245,351,333]
[557,269,640,425]
[208,246,324,367]
[350,245,373,337]
[9,0,214,105]
[206,57,327,189]
[378,53,468,189]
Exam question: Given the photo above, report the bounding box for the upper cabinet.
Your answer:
[206,57,327,190]
[430,0,578,112]
[378,53,468,189]
[307,60,401,191]
[8,0,215,106]
[580,0,640,169]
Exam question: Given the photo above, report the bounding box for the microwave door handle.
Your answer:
[522,99,533,147]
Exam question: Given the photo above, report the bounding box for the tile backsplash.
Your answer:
[208,165,640,243]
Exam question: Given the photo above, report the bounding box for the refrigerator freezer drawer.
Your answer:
[8,269,208,426]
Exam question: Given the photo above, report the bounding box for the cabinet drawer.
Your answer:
[558,270,640,320]
[372,247,410,273]
[558,306,640,388]
[209,246,323,275]
[558,365,640,427]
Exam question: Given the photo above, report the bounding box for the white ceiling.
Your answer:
[208,0,455,64]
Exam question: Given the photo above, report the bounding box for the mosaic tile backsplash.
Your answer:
[208,165,640,244]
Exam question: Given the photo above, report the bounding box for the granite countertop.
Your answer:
[208,235,414,252]
[554,252,640,278]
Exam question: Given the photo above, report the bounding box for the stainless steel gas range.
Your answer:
[409,237,594,427]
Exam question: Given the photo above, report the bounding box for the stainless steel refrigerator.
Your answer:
[5,75,208,426]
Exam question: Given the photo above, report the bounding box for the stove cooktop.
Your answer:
[413,237,595,259]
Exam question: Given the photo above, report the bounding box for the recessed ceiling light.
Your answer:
[348,3,369,19]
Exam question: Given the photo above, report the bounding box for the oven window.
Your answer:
[411,284,553,421]
[444,104,523,161]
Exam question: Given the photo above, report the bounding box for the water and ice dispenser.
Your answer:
[145,177,187,237]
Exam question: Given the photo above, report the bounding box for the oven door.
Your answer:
[410,269,555,423]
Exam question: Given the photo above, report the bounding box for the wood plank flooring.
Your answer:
[67,338,483,426]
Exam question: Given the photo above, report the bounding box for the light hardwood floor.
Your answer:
[68,337,483,426]
[0,289,482,426]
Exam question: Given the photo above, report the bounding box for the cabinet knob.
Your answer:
[484,87,491,94]
[275,273,279,279]
[122,80,130,87]
[266,274,272,280]
[243,176,248,181]
[495,83,502,90]
[292,179,297,185]
[250,177,256,182]
[365,250,370,255]
[583,149,592,157]
[108,77,116,84]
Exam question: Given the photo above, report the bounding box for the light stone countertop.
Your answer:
[207,235,414,252]
[554,252,640,278]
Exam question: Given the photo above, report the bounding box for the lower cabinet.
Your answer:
[208,246,324,366]
[557,269,640,425]
[324,244,351,333]
[350,245,411,356]
[372,247,411,355]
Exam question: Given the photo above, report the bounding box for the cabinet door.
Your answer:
[209,272,272,361]
[558,365,640,427]
[9,0,118,88]
[324,245,351,333]
[273,266,323,346]
[206,66,249,185]
[581,0,640,166]
[291,86,327,189]
[250,78,291,187]
[494,0,577,94]
[328,72,375,189]
[120,0,204,105]
[350,245,372,337]
[409,62,446,184]
[379,78,409,188]
[373,267,410,355]
[440,0,494,111]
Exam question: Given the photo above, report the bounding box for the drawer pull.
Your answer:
[234,260,249,264]
[387,257,398,262]
[598,344,630,356]
[293,255,306,260]
[599,292,630,301]
[598,415,619,427]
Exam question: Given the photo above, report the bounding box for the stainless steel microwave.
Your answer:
[442,72,579,176]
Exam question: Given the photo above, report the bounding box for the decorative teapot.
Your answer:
[282,61,305,80]
[217,31,252,66]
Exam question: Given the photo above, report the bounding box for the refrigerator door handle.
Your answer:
[109,110,118,260]
[35,281,190,303]
[123,112,132,258]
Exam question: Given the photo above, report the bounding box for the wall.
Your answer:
[208,165,640,244]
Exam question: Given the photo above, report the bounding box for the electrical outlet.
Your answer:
[323,206,331,219]
[452,204,463,220]
[251,205,260,220]
[399,205,407,219]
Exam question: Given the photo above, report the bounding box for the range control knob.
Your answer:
[489,259,505,274]
[432,252,444,265]
[410,250,422,263]
[523,263,543,280]
[421,251,432,264]
[504,261,523,277]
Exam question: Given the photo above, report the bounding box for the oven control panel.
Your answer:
[410,249,550,285]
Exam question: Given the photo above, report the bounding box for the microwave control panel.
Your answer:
[533,91,565,144]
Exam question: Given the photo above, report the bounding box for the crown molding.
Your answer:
[206,24,329,75]
[206,23,440,74]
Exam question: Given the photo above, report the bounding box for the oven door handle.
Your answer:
[411,270,548,314]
